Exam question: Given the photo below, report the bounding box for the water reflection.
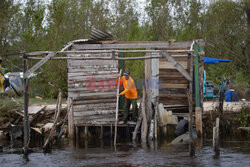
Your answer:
[0,138,250,167]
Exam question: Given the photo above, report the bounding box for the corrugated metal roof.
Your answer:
[89,27,113,41]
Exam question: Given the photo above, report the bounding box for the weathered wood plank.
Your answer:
[68,83,117,90]
[68,64,118,70]
[68,74,117,80]
[159,94,187,98]
[69,91,116,98]
[68,87,117,92]
[159,61,188,69]
[68,59,117,66]
[72,94,116,101]
[68,67,118,73]
[161,51,192,81]
[74,114,115,122]
[159,69,185,75]
[73,110,116,117]
[73,103,116,110]
[73,99,116,105]
[24,52,56,78]
[68,76,117,83]
[161,80,189,84]
[161,83,188,89]
[159,57,188,62]
[72,41,193,50]
[159,88,187,94]
[68,70,118,77]
[74,118,116,125]
[159,98,188,105]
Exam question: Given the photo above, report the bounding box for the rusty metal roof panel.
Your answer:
[89,27,113,41]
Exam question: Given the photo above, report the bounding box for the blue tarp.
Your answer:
[204,57,232,64]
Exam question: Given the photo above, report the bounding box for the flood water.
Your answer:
[0,138,250,167]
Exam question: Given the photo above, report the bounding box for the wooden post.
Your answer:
[148,119,155,141]
[85,126,88,150]
[195,107,202,138]
[23,55,30,155]
[75,126,79,147]
[193,44,203,140]
[213,118,220,156]
[187,92,195,156]
[67,98,75,140]
[219,92,224,115]
[114,70,121,146]
[132,101,142,141]
[100,125,103,139]
[141,88,148,143]
[85,126,88,140]
[154,99,158,140]
[110,124,113,139]
[188,52,195,156]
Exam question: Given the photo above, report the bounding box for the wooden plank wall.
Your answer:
[67,53,118,125]
[158,49,191,109]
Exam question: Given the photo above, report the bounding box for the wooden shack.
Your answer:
[63,39,205,139]
[20,39,204,154]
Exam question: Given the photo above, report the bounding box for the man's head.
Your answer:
[123,70,130,80]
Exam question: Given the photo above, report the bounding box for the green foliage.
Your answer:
[235,107,250,128]
[0,0,249,99]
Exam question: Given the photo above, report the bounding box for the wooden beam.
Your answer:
[25,50,192,57]
[25,51,53,56]
[72,41,193,50]
[24,52,56,78]
[27,54,188,60]
[161,51,192,81]
[61,50,191,54]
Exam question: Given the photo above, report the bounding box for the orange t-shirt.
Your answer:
[117,76,137,99]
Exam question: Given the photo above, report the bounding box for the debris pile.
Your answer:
[0,90,68,150]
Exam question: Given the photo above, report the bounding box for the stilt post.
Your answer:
[213,117,220,156]
[23,54,30,155]
[114,70,122,146]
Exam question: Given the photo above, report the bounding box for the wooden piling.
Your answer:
[148,119,155,141]
[23,55,30,155]
[110,124,113,139]
[84,126,88,140]
[114,70,121,146]
[141,88,148,143]
[100,125,103,139]
[75,126,79,147]
[132,102,142,141]
[219,92,224,116]
[84,126,88,150]
[213,117,220,156]
[195,107,202,138]
[154,99,158,140]
[188,52,195,156]
[67,98,75,140]
[187,91,195,156]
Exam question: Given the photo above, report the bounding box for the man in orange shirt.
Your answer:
[117,70,138,124]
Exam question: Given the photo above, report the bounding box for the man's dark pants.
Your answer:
[122,98,138,122]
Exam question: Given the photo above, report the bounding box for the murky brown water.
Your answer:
[0,138,250,167]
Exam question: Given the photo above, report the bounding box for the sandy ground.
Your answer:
[203,101,250,113]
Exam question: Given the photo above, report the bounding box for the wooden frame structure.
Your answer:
[22,39,205,154]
